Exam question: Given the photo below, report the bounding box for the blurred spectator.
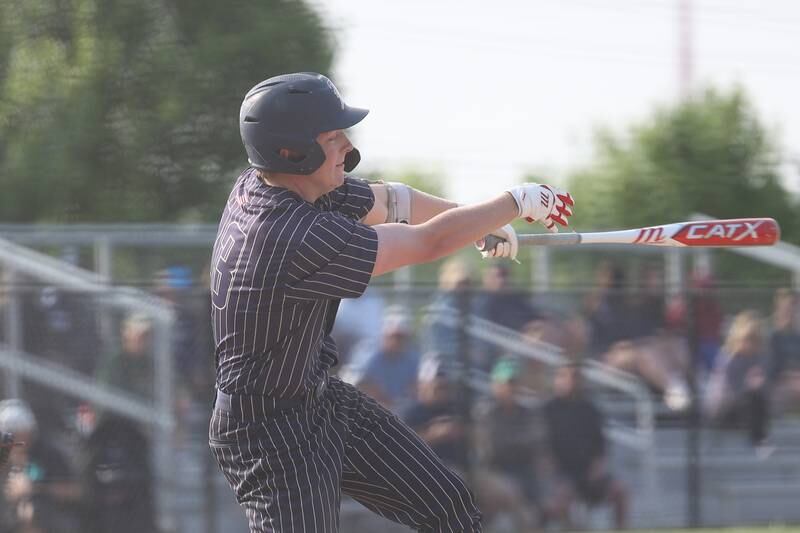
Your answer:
[704,310,770,447]
[154,267,202,391]
[403,359,469,471]
[80,416,156,533]
[473,263,543,367]
[343,308,421,412]
[583,262,637,354]
[0,400,81,533]
[475,264,541,332]
[769,289,800,416]
[691,273,724,373]
[476,358,544,527]
[95,313,153,398]
[585,262,690,409]
[542,364,628,530]
[422,258,484,371]
[332,285,385,367]
[404,360,534,531]
[22,248,99,376]
[585,262,668,348]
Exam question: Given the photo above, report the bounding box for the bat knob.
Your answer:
[476,235,504,253]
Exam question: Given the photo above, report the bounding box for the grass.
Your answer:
[626,526,800,533]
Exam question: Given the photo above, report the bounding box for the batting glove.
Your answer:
[478,223,519,261]
[507,183,575,232]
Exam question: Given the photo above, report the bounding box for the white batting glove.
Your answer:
[478,224,518,261]
[506,183,575,232]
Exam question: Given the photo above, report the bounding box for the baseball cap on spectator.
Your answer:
[418,357,451,383]
[157,266,193,289]
[382,308,412,336]
[124,312,153,334]
[491,358,521,384]
[0,399,37,435]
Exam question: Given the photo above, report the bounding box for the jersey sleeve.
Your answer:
[316,176,375,220]
[286,212,378,300]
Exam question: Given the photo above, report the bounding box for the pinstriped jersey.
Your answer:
[210,168,378,398]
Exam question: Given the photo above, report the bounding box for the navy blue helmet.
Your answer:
[239,72,368,175]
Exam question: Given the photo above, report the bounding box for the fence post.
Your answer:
[2,270,22,398]
[685,273,702,528]
[152,315,176,532]
[455,287,477,489]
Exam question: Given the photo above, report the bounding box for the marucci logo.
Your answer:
[634,226,665,244]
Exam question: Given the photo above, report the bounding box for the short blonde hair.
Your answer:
[437,258,473,291]
[723,310,764,356]
[124,312,153,337]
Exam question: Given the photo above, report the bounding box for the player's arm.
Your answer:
[372,194,517,277]
[371,183,574,277]
[362,183,459,226]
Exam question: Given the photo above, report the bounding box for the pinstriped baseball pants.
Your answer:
[209,377,482,532]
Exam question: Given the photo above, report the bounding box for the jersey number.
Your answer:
[211,222,246,310]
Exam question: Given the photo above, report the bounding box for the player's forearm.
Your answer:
[372,194,518,276]
[418,194,518,261]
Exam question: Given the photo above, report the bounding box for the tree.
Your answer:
[565,87,798,243]
[362,167,446,198]
[0,0,334,222]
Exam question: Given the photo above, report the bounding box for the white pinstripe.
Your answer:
[210,170,481,532]
[210,378,481,532]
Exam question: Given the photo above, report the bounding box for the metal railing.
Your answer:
[425,304,660,517]
[0,236,177,532]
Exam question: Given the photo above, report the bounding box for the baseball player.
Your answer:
[209,72,574,533]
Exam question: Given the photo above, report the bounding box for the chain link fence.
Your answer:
[1,229,799,531]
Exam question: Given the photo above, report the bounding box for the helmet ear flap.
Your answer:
[243,131,326,175]
[343,148,361,172]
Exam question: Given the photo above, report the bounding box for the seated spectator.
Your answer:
[95,313,154,399]
[704,310,770,447]
[476,358,543,527]
[690,271,724,374]
[542,364,628,530]
[475,264,541,332]
[403,359,469,471]
[0,400,81,533]
[473,263,543,366]
[768,290,800,416]
[585,262,690,409]
[422,258,486,370]
[332,285,385,367]
[404,360,534,531]
[516,314,591,397]
[81,416,156,533]
[344,308,421,412]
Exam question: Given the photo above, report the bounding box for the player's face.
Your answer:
[312,129,353,191]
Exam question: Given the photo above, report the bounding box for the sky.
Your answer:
[312,0,800,204]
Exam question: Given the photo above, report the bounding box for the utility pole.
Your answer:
[678,0,702,528]
[678,0,694,98]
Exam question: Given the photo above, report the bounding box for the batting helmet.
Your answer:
[239,72,368,175]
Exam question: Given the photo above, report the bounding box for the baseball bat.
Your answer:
[477,218,780,251]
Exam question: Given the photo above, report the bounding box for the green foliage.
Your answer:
[0,0,334,222]
[361,167,447,198]
[565,87,799,243]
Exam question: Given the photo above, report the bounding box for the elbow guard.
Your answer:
[385,182,412,224]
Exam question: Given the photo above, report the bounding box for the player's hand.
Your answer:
[506,183,574,232]
[477,224,518,261]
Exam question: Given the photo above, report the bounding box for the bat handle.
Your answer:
[476,235,505,253]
